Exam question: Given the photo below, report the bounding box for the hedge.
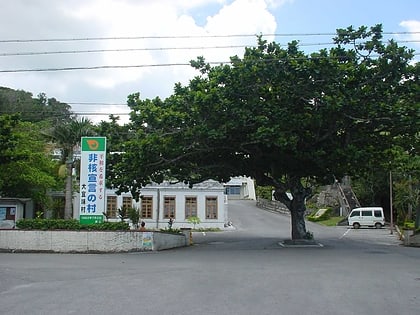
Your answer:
[15,219,129,231]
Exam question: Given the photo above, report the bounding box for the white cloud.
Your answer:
[0,0,281,123]
[400,20,420,42]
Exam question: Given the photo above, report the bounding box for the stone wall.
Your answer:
[256,198,289,215]
[0,230,187,253]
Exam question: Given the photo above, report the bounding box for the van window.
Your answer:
[374,210,382,217]
[362,210,372,216]
[350,211,360,217]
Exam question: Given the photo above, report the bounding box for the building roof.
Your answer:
[143,179,224,190]
[0,198,32,204]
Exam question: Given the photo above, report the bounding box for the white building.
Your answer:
[74,179,228,230]
[224,176,256,200]
[0,198,33,229]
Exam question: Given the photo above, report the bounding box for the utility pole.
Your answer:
[389,171,393,235]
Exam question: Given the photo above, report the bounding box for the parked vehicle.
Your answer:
[348,207,385,229]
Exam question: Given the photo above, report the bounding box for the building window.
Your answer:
[141,196,153,219]
[0,206,16,220]
[106,196,117,218]
[206,197,218,219]
[226,186,241,195]
[164,196,176,219]
[122,196,132,210]
[185,196,197,218]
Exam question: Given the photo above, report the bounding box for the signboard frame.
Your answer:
[79,137,106,224]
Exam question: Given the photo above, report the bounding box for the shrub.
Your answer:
[15,219,129,231]
[307,208,333,222]
[255,185,274,200]
[403,221,415,230]
[127,207,140,228]
[159,227,182,234]
[304,230,314,240]
[187,216,201,229]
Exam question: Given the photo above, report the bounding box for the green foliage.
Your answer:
[83,222,130,231]
[16,219,80,230]
[159,227,182,234]
[403,221,415,230]
[187,216,201,228]
[35,211,44,219]
[194,227,221,232]
[0,88,72,123]
[110,25,418,240]
[15,219,129,231]
[303,231,314,240]
[127,207,140,227]
[0,117,60,206]
[255,186,274,200]
[317,216,346,226]
[307,208,333,222]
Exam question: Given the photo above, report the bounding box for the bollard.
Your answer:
[403,229,411,246]
[180,228,193,245]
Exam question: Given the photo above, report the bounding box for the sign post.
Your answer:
[79,137,106,224]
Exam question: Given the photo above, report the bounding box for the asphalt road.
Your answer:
[1,200,419,315]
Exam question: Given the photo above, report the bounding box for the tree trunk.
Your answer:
[64,160,73,219]
[290,197,308,240]
[273,177,311,240]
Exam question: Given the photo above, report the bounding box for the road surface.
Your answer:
[0,200,418,315]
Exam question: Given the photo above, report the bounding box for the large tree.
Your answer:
[114,25,419,239]
[0,115,59,208]
[95,115,132,188]
[0,87,73,123]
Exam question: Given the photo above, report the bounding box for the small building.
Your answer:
[224,176,256,200]
[74,179,228,229]
[0,198,34,229]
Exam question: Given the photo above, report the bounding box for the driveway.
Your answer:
[0,200,419,315]
[193,199,402,249]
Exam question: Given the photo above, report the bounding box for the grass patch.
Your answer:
[313,216,346,226]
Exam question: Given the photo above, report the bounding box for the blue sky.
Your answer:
[274,0,419,34]
[0,0,418,122]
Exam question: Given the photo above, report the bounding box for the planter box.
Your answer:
[0,230,187,253]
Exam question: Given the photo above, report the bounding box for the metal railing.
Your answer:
[256,198,289,215]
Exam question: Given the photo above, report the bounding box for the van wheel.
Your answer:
[375,222,382,229]
[353,223,360,229]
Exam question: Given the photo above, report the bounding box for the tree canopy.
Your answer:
[0,87,86,216]
[0,87,73,123]
[113,25,419,239]
[0,115,60,206]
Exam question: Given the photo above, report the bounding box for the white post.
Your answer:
[389,171,393,235]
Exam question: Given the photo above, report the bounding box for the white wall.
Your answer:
[0,230,187,252]
[140,180,227,229]
[73,180,228,229]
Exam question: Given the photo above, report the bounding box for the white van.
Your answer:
[348,207,385,229]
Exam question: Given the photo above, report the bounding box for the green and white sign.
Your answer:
[79,137,106,224]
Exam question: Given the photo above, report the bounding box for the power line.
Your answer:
[74,111,131,116]
[1,31,419,43]
[0,45,251,57]
[2,40,419,57]
[67,102,128,106]
[1,53,419,73]
[0,62,192,73]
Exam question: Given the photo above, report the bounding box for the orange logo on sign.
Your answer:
[87,139,99,150]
